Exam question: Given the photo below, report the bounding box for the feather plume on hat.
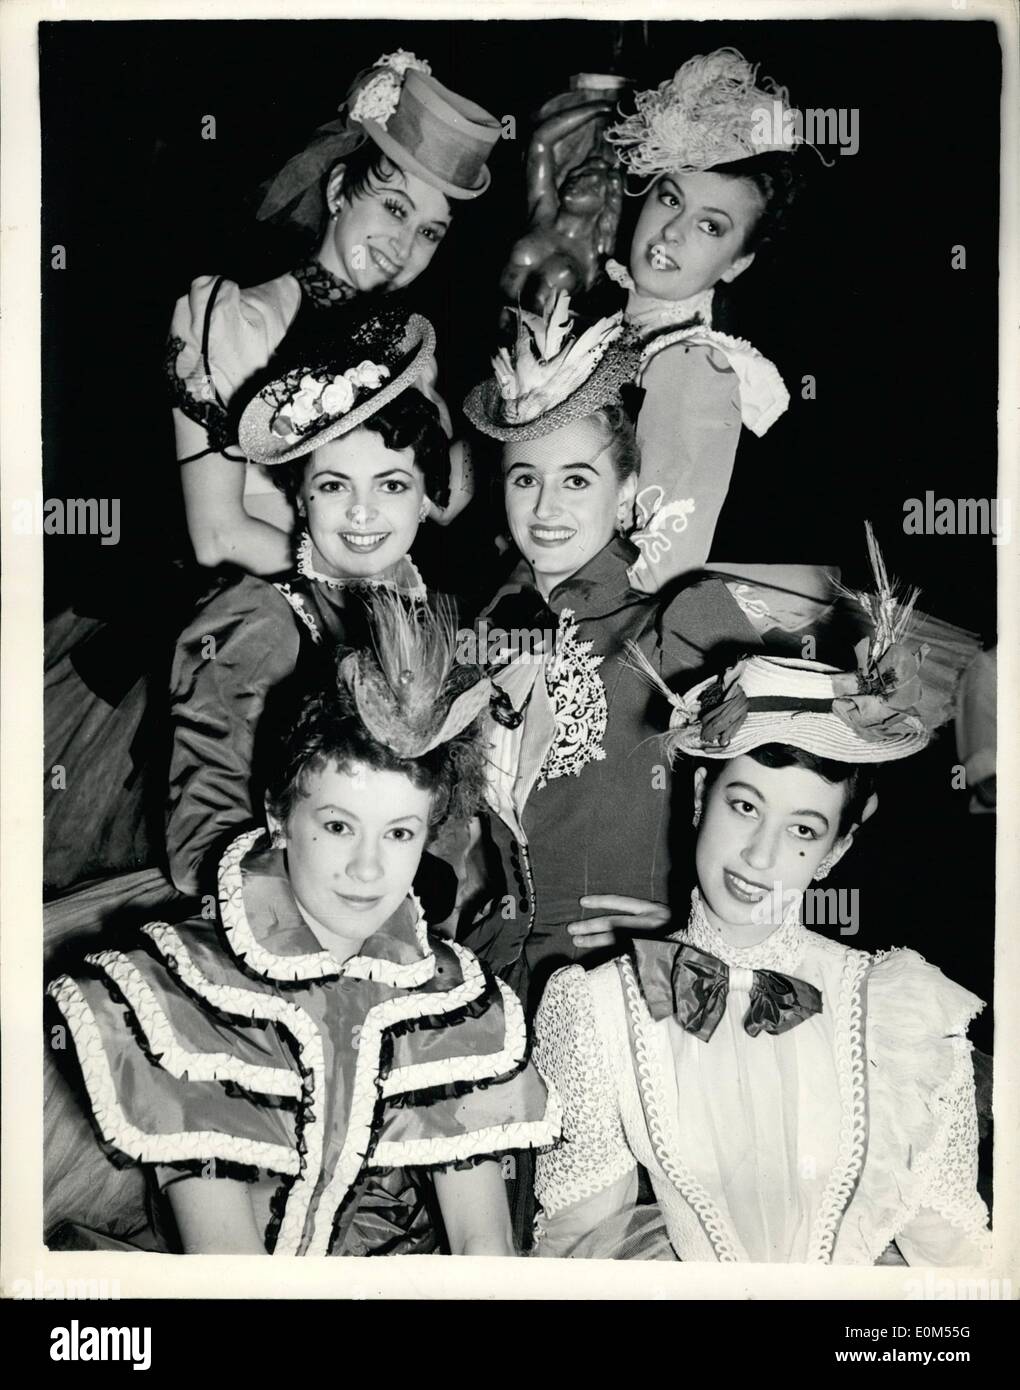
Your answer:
[337,593,494,759]
[491,292,624,426]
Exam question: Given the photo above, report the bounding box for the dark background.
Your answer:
[40,17,999,1044]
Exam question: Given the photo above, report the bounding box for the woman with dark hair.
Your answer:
[167,50,499,573]
[601,48,808,593]
[166,307,461,898]
[46,599,559,1255]
[532,560,990,1263]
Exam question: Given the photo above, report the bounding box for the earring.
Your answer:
[270,828,286,849]
[814,851,836,881]
[418,499,430,522]
[692,802,702,828]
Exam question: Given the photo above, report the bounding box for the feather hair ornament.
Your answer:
[337,592,494,759]
[493,291,623,425]
[606,47,802,183]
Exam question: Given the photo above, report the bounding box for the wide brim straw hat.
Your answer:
[238,307,436,467]
[668,655,931,764]
[463,340,641,443]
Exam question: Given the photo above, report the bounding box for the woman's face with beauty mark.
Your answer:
[325,159,452,294]
[299,427,425,580]
[629,170,761,301]
[694,755,846,931]
[272,758,432,948]
[502,415,635,597]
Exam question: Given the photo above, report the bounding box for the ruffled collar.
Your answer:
[606,258,714,335]
[679,888,809,973]
[292,259,358,310]
[218,828,434,987]
[296,532,427,602]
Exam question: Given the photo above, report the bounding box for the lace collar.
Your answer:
[679,888,809,973]
[296,532,427,601]
[292,259,358,310]
[605,259,714,336]
[218,828,434,987]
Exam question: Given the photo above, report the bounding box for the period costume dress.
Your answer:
[460,537,762,1006]
[46,829,560,1256]
[167,553,430,898]
[533,890,990,1264]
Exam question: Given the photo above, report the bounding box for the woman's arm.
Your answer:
[434,1161,515,1256]
[165,1175,266,1255]
[177,422,292,575]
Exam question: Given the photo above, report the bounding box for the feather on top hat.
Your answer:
[628,524,951,765]
[463,291,640,443]
[606,47,802,181]
[338,592,494,759]
[238,305,436,466]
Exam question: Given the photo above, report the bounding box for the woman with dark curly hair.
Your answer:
[166,307,463,899]
[601,48,808,593]
[46,599,560,1255]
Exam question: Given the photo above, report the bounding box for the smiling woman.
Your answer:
[167,50,499,574]
[166,307,460,900]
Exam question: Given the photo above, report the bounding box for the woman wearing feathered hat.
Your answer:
[600,48,807,594]
[531,530,990,1263]
[460,293,764,1015]
[167,305,462,899]
[168,49,500,574]
[46,597,559,1255]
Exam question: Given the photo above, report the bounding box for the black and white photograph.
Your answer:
[1,0,1017,1348]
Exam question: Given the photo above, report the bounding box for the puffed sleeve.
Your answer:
[369,944,562,1170]
[658,576,762,686]
[46,935,301,1183]
[864,949,991,1265]
[166,274,296,462]
[166,576,301,896]
[532,966,637,1249]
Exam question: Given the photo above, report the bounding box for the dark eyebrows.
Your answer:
[317,804,357,820]
[504,460,602,475]
[385,181,450,229]
[723,779,831,830]
[702,206,735,226]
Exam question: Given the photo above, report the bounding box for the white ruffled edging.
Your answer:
[639,325,790,437]
[144,923,325,1257]
[371,1089,564,1172]
[46,974,301,1178]
[219,829,434,988]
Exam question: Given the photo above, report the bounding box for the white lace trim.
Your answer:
[86,949,303,1099]
[144,922,326,1257]
[46,975,301,1180]
[620,955,742,1262]
[272,582,322,646]
[219,829,435,988]
[805,949,869,1263]
[682,887,809,973]
[304,942,503,1255]
[536,609,608,790]
[532,965,638,1217]
[296,531,427,601]
[380,965,526,1097]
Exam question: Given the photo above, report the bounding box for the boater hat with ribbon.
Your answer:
[238,304,436,466]
[605,47,804,181]
[463,291,640,443]
[628,524,952,765]
[257,50,501,233]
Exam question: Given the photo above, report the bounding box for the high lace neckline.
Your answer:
[605,259,714,336]
[296,531,427,601]
[680,888,809,973]
[293,259,358,309]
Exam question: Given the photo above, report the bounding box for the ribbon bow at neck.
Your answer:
[633,939,823,1042]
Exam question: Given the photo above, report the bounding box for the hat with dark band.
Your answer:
[238,306,436,466]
